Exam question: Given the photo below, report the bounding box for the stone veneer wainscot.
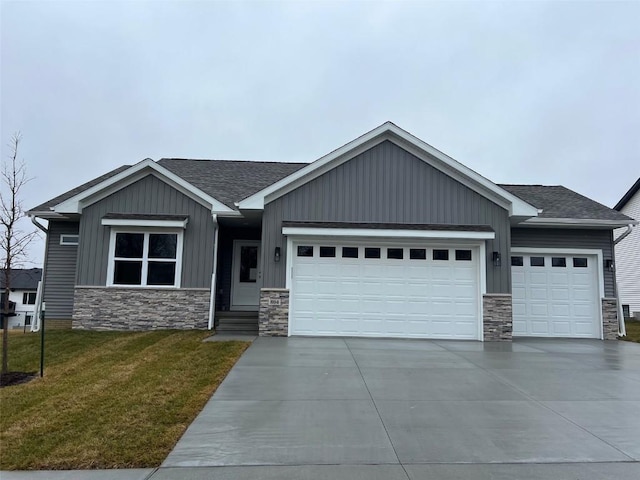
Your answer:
[259,288,289,336]
[602,297,619,340]
[483,294,513,341]
[72,287,210,330]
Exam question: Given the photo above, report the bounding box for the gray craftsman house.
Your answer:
[28,123,636,340]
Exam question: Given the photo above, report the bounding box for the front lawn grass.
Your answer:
[0,330,249,470]
[623,320,640,343]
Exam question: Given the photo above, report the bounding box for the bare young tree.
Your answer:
[1,133,39,374]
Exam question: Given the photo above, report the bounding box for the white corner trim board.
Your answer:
[282,226,496,240]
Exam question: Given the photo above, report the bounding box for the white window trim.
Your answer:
[510,247,604,339]
[106,228,184,288]
[60,234,79,246]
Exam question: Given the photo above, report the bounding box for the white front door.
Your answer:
[231,240,261,310]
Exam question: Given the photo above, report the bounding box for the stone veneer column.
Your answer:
[483,294,513,341]
[602,298,619,340]
[259,288,289,337]
[72,287,210,330]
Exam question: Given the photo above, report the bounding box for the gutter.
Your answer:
[613,224,635,337]
[29,216,48,332]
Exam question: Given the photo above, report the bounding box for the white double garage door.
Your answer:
[288,239,602,340]
[289,240,483,340]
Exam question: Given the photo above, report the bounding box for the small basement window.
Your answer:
[511,256,524,266]
[60,234,79,246]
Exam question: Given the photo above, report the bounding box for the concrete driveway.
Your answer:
[161,337,640,479]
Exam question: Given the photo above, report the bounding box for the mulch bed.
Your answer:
[0,372,37,387]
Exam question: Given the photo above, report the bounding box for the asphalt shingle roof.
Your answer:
[29,165,131,213]
[499,184,632,221]
[157,159,307,209]
[0,268,42,290]
[28,158,629,224]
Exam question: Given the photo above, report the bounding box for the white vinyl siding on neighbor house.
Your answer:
[288,240,484,340]
[614,190,640,317]
[511,250,602,338]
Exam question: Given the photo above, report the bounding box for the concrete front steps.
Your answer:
[215,311,258,335]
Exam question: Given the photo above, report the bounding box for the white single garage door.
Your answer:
[511,253,600,338]
[289,241,482,339]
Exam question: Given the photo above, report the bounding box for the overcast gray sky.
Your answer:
[1,0,639,266]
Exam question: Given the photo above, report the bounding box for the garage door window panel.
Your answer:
[455,250,472,261]
[511,256,524,266]
[365,247,381,259]
[342,247,358,258]
[387,248,404,259]
[530,257,545,267]
[573,257,588,268]
[552,257,567,267]
[433,249,449,261]
[410,248,426,260]
[319,246,336,257]
[297,246,314,257]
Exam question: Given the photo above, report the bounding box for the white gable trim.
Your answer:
[237,122,539,218]
[53,159,237,215]
[101,218,189,228]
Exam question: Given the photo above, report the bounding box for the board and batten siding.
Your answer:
[511,228,616,297]
[43,221,79,319]
[614,190,640,315]
[262,140,512,293]
[76,174,215,288]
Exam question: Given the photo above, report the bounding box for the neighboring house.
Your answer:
[27,123,636,341]
[614,178,640,318]
[0,268,43,330]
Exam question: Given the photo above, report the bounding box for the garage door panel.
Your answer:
[290,241,481,340]
[512,253,599,338]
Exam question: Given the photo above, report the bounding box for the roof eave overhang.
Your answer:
[51,158,240,216]
[518,217,638,228]
[237,122,538,218]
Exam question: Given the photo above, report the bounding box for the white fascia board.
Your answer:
[282,226,495,240]
[53,158,237,215]
[101,218,189,228]
[237,122,538,218]
[520,217,638,228]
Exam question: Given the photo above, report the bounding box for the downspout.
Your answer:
[30,216,49,332]
[208,214,219,330]
[613,224,635,337]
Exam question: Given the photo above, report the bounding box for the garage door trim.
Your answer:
[511,247,604,339]
[285,233,488,340]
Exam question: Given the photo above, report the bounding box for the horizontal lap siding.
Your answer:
[77,174,214,288]
[511,228,615,297]
[614,192,640,314]
[44,221,79,319]
[263,140,511,293]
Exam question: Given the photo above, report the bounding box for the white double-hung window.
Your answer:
[107,230,183,287]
